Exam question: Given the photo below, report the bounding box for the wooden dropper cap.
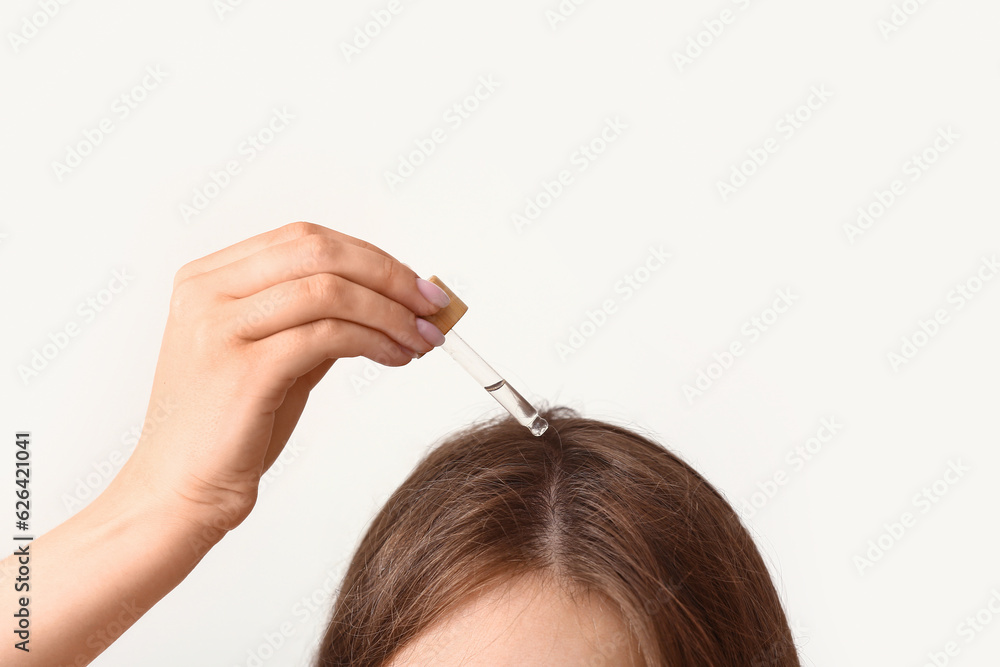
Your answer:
[417,275,468,358]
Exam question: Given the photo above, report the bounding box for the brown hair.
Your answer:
[316,407,800,666]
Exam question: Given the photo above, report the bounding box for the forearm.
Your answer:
[0,468,224,666]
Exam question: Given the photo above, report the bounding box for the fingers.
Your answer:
[174,222,397,285]
[257,317,415,383]
[225,273,438,355]
[259,359,333,472]
[202,231,447,319]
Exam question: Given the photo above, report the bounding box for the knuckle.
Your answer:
[173,261,196,287]
[381,254,399,286]
[305,273,341,304]
[311,318,341,340]
[298,233,335,274]
[168,278,199,317]
[284,221,320,239]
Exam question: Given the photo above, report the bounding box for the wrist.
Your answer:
[99,458,233,559]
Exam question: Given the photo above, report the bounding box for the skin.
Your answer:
[0,222,450,666]
[387,576,644,667]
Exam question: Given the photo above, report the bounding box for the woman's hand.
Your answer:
[115,221,450,540]
[0,221,452,667]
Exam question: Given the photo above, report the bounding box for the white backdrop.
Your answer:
[3,1,999,665]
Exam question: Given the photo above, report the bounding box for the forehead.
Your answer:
[385,576,643,667]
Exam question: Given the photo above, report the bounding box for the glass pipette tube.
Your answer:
[420,274,548,437]
[440,330,548,437]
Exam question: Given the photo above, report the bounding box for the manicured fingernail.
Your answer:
[416,318,446,347]
[399,344,420,359]
[416,278,450,309]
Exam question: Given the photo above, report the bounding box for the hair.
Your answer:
[315,407,800,667]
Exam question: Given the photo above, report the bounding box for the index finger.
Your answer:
[176,221,397,283]
[199,228,451,319]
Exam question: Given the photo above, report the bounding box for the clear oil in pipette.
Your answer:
[420,275,548,437]
[437,330,548,437]
[484,379,548,436]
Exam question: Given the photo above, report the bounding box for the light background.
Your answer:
[3,1,999,665]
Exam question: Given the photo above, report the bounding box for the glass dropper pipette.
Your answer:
[419,275,548,437]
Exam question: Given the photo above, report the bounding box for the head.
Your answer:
[316,407,799,666]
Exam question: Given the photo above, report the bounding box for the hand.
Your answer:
[114,222,450,539]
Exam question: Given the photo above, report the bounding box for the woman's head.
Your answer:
[317,407,799,666]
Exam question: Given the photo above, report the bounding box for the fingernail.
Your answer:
[399,344,420,359]
[416,318,446,347]
[416,278,450,309]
